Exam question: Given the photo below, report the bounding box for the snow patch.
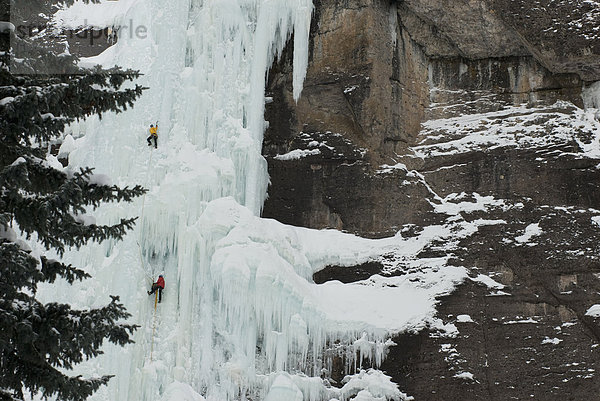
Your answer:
[54,0,138,29]
[0,96,15,105]
[541,337,563,345]
[431,193,506,216]
[376,163,408,174]
[585,304,600,317]
[470,274,505,290]
[10,157,26,166]
[515,223,542,244]
[45,155,64,170]
[504,318,539,324]
[487,290,511,296]
[456,314,474,323]
[58,135,77,159]
[414,102,600,159]
[453,372,475,380]
[274,148,321,160]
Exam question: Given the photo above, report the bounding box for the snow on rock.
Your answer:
[585,304,600,317]
[0,96,15,105]
[376,163,408,174]
[431,192,507,216]
[470,274,505,290]
[274,148,321,160]
[45,155,64,170]
[58,134,77,159]
[344,85,358,94]
[53,0,137,29]
[541,337,563,345]
[413,101,600,159]
[592,216,600,227]
[428,319,460,338]
[487,290,511,296]
[453,372,475,381]
[79,45,119,70]
[456,314,474,323]
[515,223,542,244]
[10,157,26,166]
[504,317,539,324]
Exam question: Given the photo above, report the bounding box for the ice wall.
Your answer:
[40,1,472,400]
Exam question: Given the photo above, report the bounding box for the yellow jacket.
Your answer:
[149,126,158,136]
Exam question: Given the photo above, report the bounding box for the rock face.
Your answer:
[262,0,600,399]
[492,0,600,81]
[263,0,587,236]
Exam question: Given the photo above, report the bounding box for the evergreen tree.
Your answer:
[1,1,147,400]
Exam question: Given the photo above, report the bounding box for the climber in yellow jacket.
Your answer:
[147,124,158,148]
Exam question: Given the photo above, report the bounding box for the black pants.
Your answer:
[147,135,157,148]
[149,284,163,303]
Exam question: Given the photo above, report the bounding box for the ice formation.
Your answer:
[36,1,485,400]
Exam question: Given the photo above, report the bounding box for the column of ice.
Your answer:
[171,2,315,400]
[56,0,316,400]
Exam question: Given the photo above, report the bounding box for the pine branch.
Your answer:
[1,160,146,253]
[0,66,145,145]
[0,241,42,294]
[41,257,90,284]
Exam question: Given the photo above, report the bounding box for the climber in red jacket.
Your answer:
[148,275,165,303]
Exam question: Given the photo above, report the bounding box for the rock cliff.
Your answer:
[262,0,600,399]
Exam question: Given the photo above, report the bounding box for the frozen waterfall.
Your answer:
[38,1,473,400]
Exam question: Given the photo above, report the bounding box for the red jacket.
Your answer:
[155,276,165,289]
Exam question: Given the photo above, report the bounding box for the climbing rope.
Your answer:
[137,126,161,362]
[136,145,155,283]
[150,290,159,361]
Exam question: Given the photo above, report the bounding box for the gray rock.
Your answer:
[263,0,600,398]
